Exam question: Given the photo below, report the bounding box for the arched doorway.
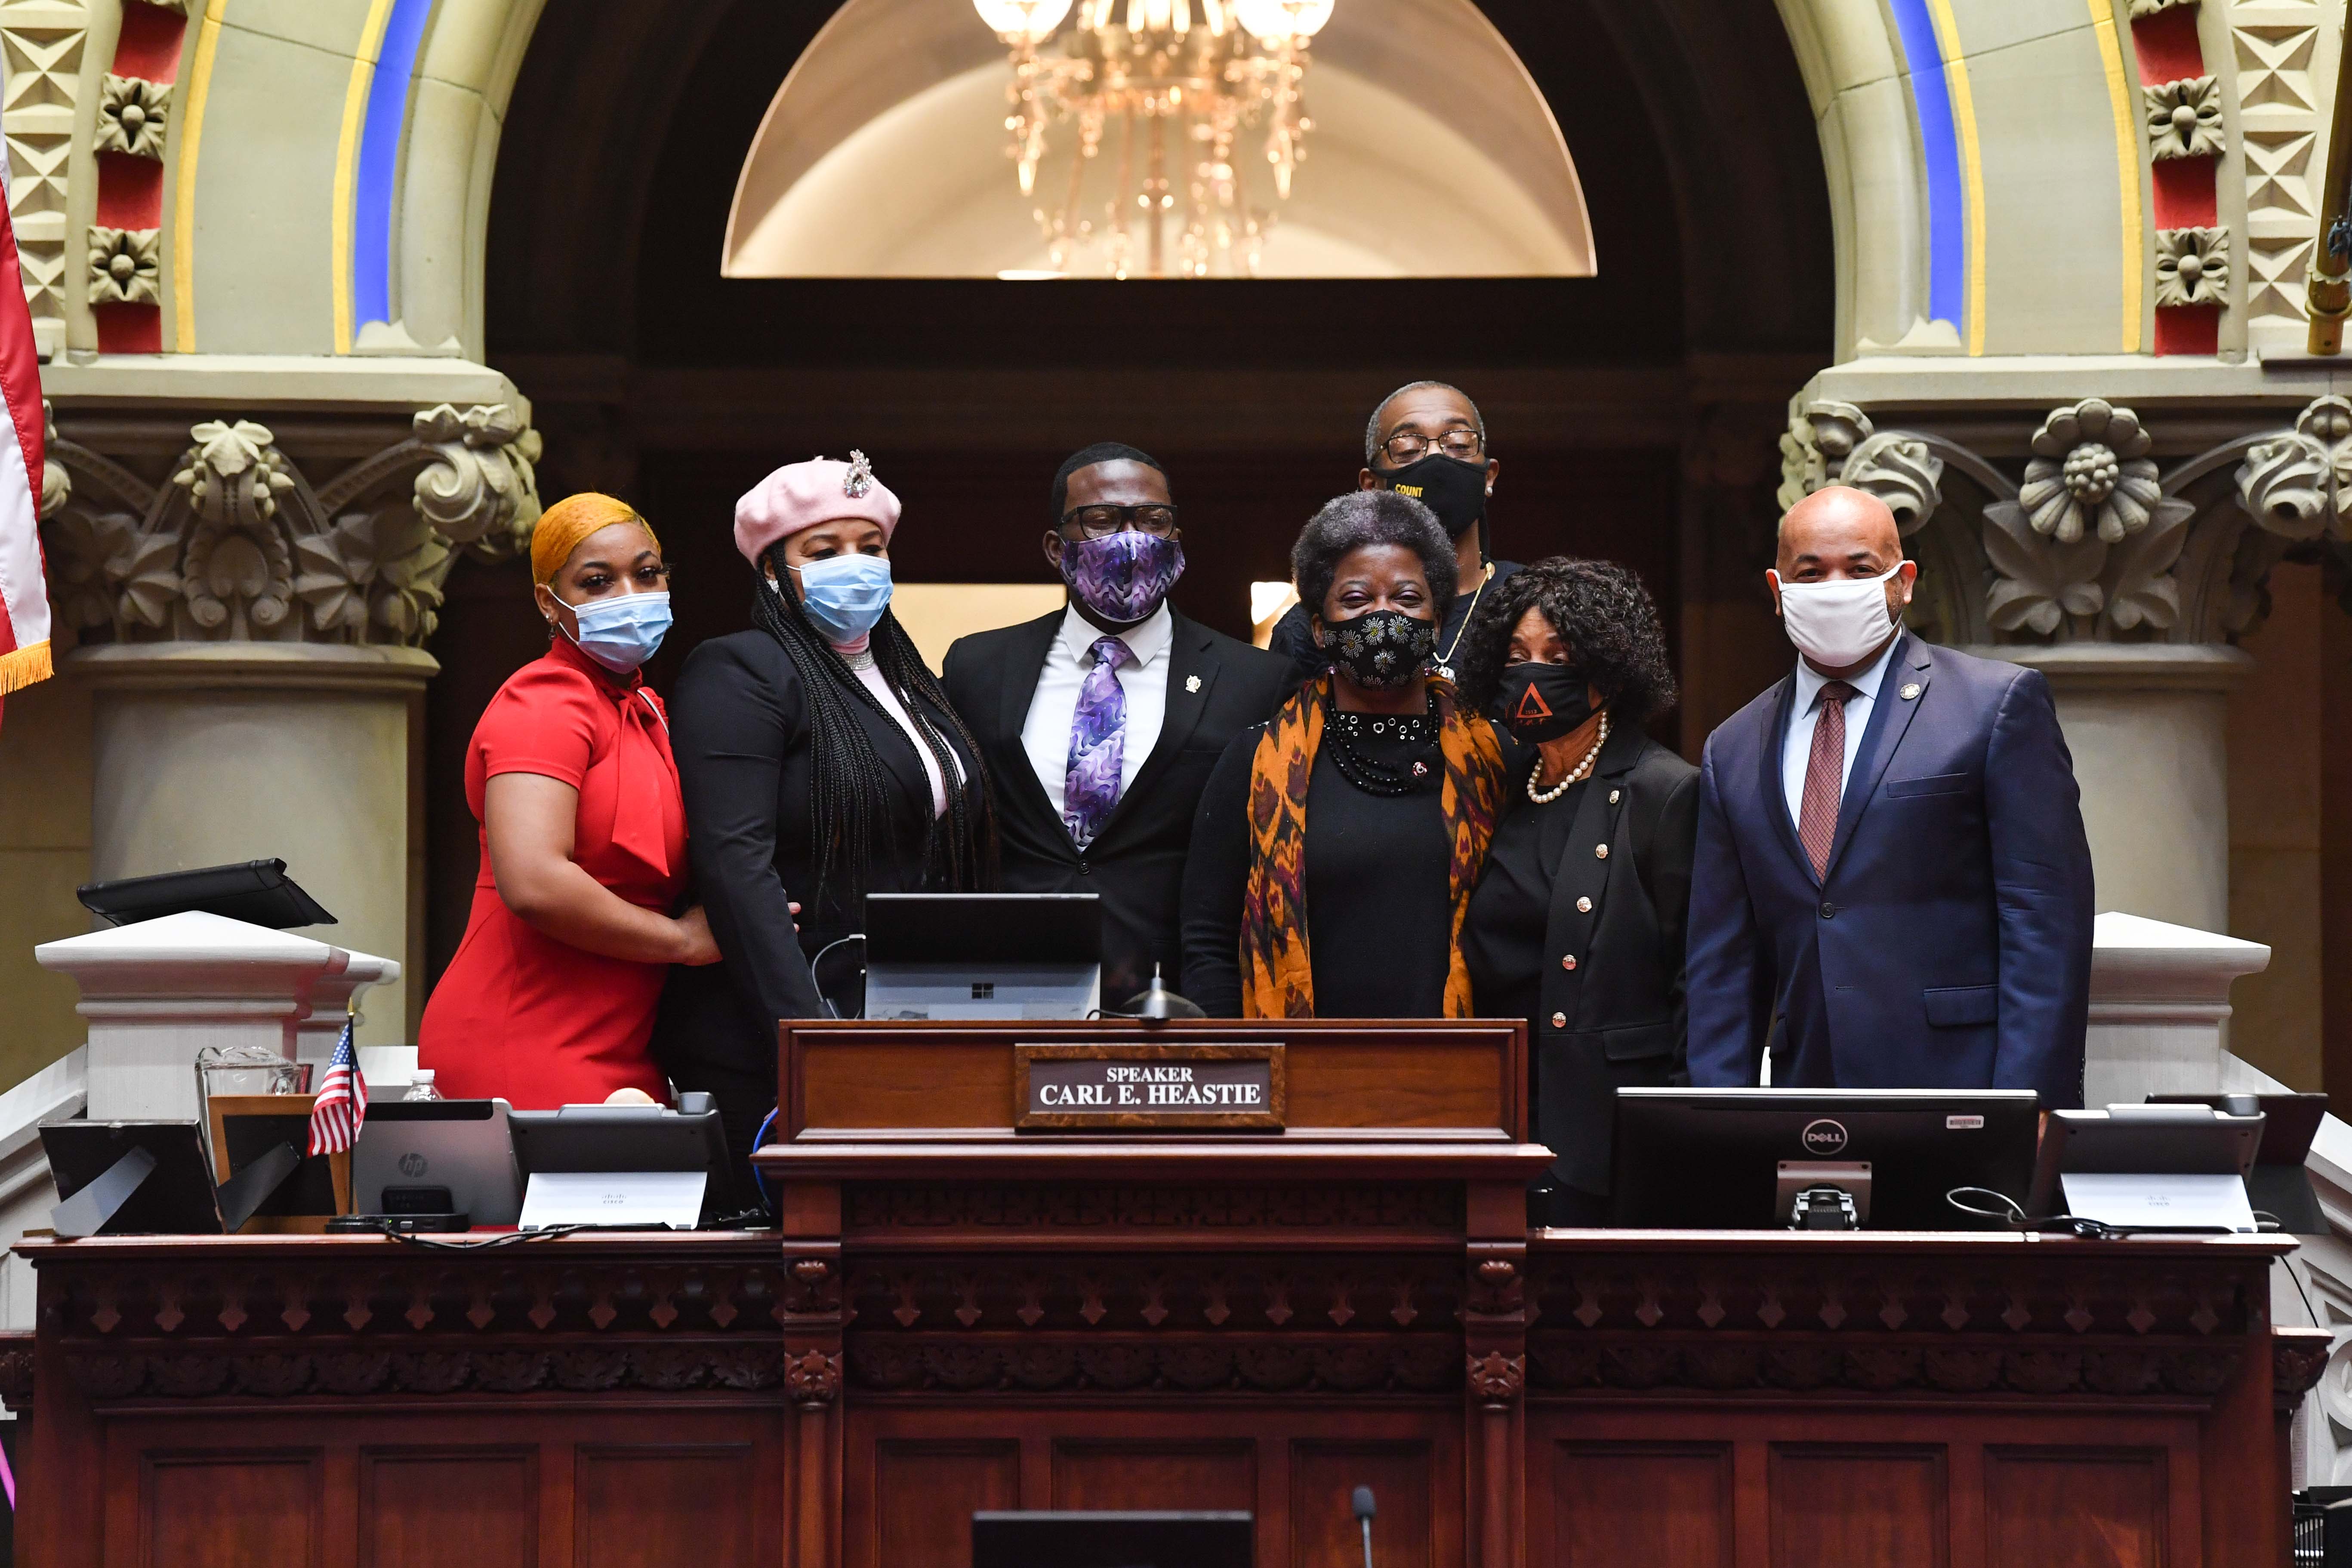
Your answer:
[426,0,1833,981]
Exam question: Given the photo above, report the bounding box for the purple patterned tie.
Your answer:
[1064,635,1130,846]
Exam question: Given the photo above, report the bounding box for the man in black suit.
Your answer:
[942,443,1295,1007]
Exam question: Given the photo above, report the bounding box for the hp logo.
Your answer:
[1800,1118,1849,1156]
[398,1152,428,1177]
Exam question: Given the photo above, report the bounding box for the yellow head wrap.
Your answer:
[531,492,659,586]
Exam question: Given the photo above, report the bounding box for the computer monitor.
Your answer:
[351,1099,523,1226]
[863,893,1102,1021]
[971,1512,1253,1568]
[40,1121,227,1235]
[507,1094,729,1229]
[1607,1088,2041,1230]
[77,858,335,929]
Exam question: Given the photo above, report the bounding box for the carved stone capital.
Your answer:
[41,404,544,650]
[86,225,160,306]
[1775,398,1943,529]
[2236,395,2352,541]
[95,74,172,160]
[2144,76,2223,161]
[2155,226,2229,309]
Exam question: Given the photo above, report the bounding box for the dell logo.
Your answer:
[1800,1118,1849,1155]
[398,1152,428,1177]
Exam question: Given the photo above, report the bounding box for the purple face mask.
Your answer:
[1059,530,1185,623]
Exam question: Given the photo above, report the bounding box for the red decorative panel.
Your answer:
[574,1446,757,1568]
[1983,1448,2167,1568]
[1548,1443,1731,1568]
[2132,9,2205,83]
[1050,1440,1256,1512]
[141,1451,321,1568]
[1769,1445,1948,1568]
[1292,1442,1435,1568]
[873,1442,1019,1568]
[360,1448,537,1568]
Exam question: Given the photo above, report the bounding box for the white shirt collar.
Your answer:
[1792,629,1904,712]
[1057,601,1174,669]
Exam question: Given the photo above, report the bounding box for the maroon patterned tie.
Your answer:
[1798,681,1856,879]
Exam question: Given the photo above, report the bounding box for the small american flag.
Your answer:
[306,1016,368,1155]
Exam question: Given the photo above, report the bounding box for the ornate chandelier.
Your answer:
[972,0,1336,278]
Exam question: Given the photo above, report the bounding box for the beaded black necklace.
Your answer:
[1323,699,1440,796]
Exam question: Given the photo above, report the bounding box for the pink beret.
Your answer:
[732,452,901,566]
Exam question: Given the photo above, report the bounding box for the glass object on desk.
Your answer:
[402,1069,443,1103]
[193,1045,313,1184]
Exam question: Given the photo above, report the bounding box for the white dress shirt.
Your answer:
[1779,633,1903,832]
[1020,602,1174,830]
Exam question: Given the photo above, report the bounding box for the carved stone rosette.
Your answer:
[40,402,543,649]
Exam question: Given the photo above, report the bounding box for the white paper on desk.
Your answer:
[520,1171,705,1230]
[2061,1172,2256,1232]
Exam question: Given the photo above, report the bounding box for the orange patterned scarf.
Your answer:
[1238,673,1505,1019]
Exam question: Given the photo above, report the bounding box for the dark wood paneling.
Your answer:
[1768,1445,1948,1568]
[575,1446,757,1568]
[1551,1443,1731,1568]
[872,1441,1019,1568]
[1050,1441,1256,1513]
[141,1452,320,1568]
[1291,1442,1435,1568]
[1984,1449,2166,1568]
[360,1448,537,1568]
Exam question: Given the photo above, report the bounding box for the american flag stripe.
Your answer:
[307,1017,368,1156]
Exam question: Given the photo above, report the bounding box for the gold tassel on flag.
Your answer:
[0,639,49,694]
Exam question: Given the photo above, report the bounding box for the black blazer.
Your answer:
[1465,721,1698,1195]
[654,628,986,1084]
[942,608,1295,1004]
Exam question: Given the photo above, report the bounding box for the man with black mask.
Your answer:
[1270,380,1523,682]
[943,442,1295,1007]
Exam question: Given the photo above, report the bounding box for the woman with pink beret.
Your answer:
[652,453,994,1177]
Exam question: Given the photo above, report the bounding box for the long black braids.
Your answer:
[747,550,996,918]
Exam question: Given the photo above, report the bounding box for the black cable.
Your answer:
[376,1222,593,1250]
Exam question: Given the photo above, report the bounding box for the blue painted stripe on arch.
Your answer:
[1884,0,1964,330]
[351,0,434,330]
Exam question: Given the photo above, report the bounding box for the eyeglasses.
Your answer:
[1062,503,1181,539]
[1380,429,1484,465]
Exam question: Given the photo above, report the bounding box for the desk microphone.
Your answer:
[1352,1485,1377,1568]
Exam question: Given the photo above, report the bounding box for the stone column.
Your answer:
[38,394,543,1050]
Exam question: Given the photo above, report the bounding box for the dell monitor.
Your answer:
[1608,1088,2041,1230]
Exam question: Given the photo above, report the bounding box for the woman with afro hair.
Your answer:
[1452,556,1697,1227]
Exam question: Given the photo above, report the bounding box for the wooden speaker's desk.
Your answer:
[9,1019,2323,1568]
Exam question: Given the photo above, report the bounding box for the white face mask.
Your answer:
[1770,564,1902,669]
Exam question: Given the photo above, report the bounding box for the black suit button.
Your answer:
[1819,900,1837,919]
[1079,863,1092,876]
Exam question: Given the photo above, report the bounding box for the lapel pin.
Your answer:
[1900,682,1922,701]
[1185,675,1201,693]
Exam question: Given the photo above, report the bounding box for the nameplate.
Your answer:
[1014,1043,1285,1131]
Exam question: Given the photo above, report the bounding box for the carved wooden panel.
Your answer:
[872,1441,1018,1568]
[1050,1440,1256,1512]
[1982,1448,2166,1568]
[1290,1442,1435,1568]
[1548,1443,1732,1568]
[575,1446,757,1568]
[359,1448,536,1568]
[139,1451,321,1568]
[1768,1446,1949,1568]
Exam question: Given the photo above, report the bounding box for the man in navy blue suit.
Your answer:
[1685,486,2093,1109]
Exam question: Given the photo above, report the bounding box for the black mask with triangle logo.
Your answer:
[1490,661,1595,742]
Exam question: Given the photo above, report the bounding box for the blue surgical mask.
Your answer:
[789,552,894,644]
[561,589,672,674]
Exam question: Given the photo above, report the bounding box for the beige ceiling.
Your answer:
[723,0,1594,279]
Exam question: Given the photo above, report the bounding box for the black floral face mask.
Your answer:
[1322,608,1436,690]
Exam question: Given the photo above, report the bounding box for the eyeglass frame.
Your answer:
[1057,502,1183,539]
[1378,428,1486,465]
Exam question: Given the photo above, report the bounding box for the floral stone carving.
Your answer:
[2155,227,2229,308]
[2237,395,2352,541]
[94,74,171,160]
[40,405,544,648]
[2017,400,2165,545]
[86,226,160,307]
[1983,400,2191,638]
[1775,399,1943,529]
[2144,76,2223,161]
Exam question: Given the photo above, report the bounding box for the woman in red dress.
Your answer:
[419,493,720,1107]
